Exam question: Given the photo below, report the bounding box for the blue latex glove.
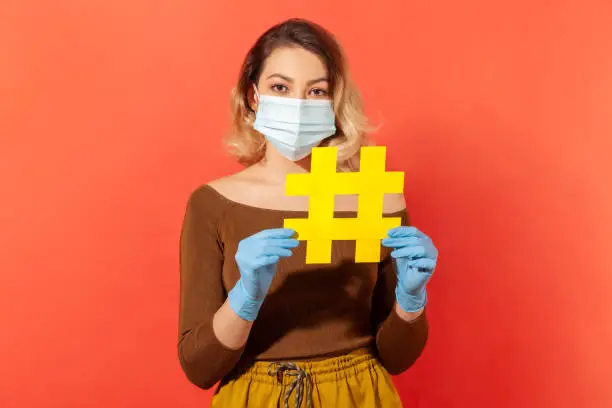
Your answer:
[381,226,438,313]
[228,228,298,321]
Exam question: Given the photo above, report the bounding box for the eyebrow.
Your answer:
[266,73,329,86]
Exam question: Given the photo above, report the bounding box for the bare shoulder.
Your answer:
[383,192,407,213]
[208,174,241,193]
[208,167,255,189]
[207,167,267,202]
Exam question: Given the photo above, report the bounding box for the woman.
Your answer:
[178,18,438,407]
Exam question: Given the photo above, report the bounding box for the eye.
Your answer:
[309,88,329,98]
[270,83,289,94]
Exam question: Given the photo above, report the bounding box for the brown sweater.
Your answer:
[178,185,428,390]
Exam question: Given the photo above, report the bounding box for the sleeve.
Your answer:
[177,188,244,389]
[370,210,429,375]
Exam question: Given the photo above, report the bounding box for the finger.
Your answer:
[261,246,294,258]
[387,226,424,238]
[391,245,426,259]
[406,258,436,270]
[265,238,299,248]
[252,228,296,240]
[381,236,420,248]
[252,255,280,268]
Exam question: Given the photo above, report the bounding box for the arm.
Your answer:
[213,301,254,350]
[371,250,429,375]
[178,189,298,389]
[373,205,438,374]
[395,302,424,322]
[178,189,245,389]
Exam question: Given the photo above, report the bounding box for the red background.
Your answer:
[1,1,611,407]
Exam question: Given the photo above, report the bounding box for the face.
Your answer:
[255,46,331,101]
[251,46,334,165]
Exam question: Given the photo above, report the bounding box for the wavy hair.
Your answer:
[224,18,373,171]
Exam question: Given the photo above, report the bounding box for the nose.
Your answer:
[291,84,309,99]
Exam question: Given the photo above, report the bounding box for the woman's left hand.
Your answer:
[381,226,438,313]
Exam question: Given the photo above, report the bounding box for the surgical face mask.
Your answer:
[253,92,336,161]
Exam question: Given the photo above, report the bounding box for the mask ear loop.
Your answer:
[246,83,259,119]
[252,83,266,153]
[252,84,260,105]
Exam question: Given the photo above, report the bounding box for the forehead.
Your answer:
[260,46,328,80]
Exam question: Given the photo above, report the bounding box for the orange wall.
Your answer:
[1,1,611,407]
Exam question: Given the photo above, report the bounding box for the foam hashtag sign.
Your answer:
[283,146,405,264]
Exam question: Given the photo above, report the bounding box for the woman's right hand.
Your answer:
[228,228,298,321]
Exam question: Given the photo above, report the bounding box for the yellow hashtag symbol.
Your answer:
[283,146,404,264]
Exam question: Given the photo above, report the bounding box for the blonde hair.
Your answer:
[224,19,374,171]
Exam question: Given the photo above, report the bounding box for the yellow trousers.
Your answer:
[211,348,403,408]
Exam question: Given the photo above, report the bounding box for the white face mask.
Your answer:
[253,91,336,161]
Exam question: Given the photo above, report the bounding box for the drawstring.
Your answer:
[267,362,312,408]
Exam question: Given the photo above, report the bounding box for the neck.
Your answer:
[253,143,311,183]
